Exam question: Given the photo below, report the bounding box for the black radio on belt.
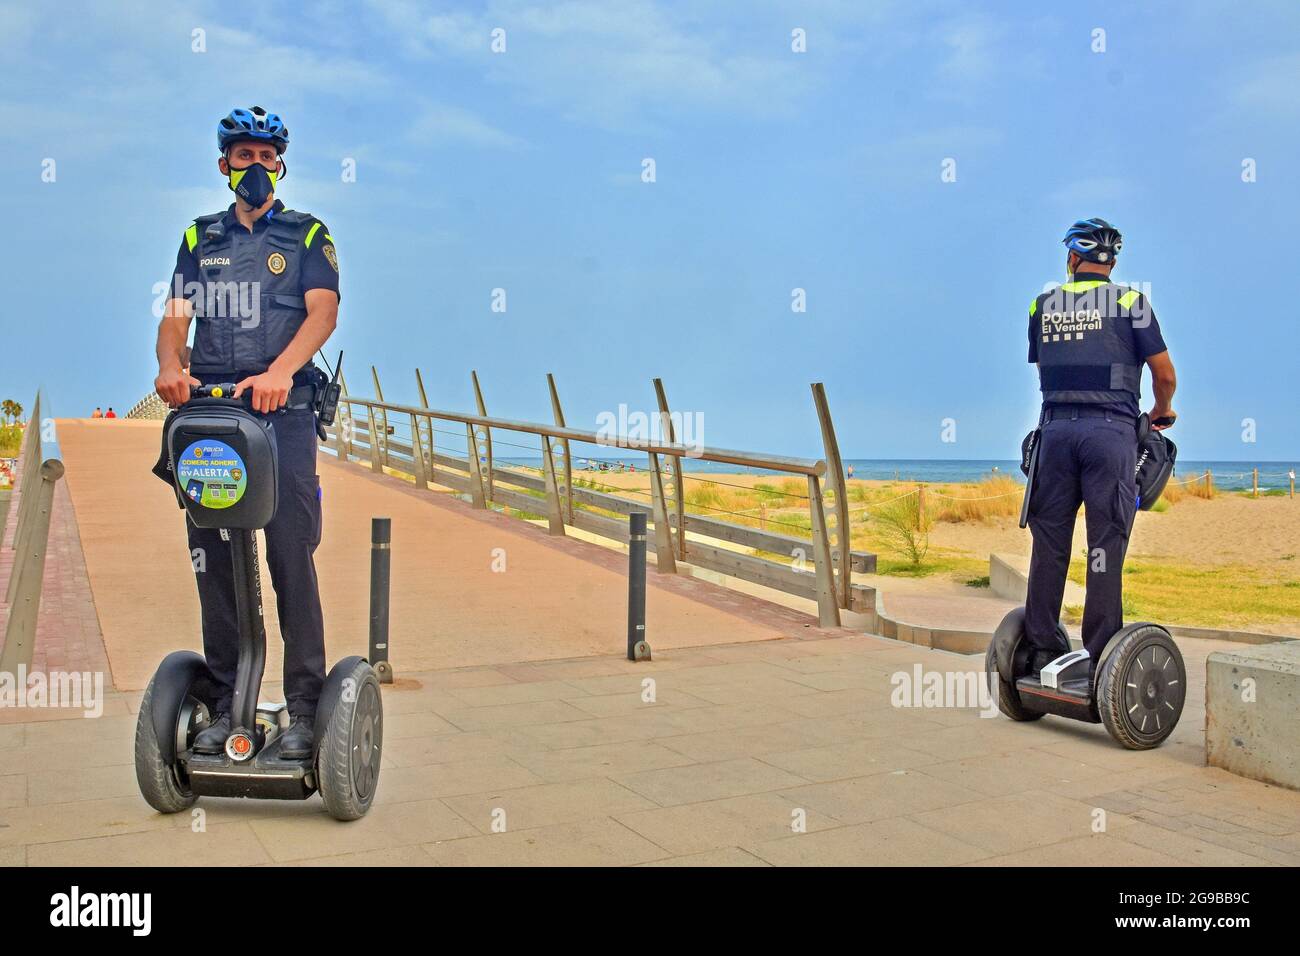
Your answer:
[315,350,343,426]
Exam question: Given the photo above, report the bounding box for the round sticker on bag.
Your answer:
[176,440,247,509]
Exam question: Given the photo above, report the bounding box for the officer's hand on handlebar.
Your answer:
[156,367,200,409]
[1148,408,1177,430]
[234,369,294,414]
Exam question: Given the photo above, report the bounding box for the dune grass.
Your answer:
[1066,558,1300,630]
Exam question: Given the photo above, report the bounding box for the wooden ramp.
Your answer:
[55,419,823,692]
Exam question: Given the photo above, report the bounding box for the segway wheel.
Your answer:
[317,660,384,821]
[1097,625,1186,750]
[134,676,198,814]
[985,640,1044,722]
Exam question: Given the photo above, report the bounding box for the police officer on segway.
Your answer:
[153,107,340,761]
[1023,218,1177,677]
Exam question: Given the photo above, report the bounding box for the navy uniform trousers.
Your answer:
[186,404,326,719]
[1025,407,1138,660]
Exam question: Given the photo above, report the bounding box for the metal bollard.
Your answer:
[369,517,394,683]
[627,512,651,661]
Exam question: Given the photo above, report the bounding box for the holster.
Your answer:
[151,410,185,509]
[1018,426,1042,529]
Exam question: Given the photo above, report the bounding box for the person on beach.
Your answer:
[91,407,103,418]
[152,107,340,760]
[1022,218,1178,674]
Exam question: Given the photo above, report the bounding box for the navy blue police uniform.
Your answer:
[1024,274,1167,661]
[171,198,340,720]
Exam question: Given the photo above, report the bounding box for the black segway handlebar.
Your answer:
[188,383,243,402]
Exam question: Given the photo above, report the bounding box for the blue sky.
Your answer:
[1,0,1297,461]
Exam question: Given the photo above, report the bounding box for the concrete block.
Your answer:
[1206,641,1300,790]
[989,553,1086,606]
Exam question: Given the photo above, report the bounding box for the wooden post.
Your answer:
[337,369,354,464]
[409,412,428,490]
[370,366,389,471]
[546,373,573,525]
[1206,470,1214,497]
[916,484,926,529]
[471,371,494,502]
[540,436,566,535]
[652,378,687,561]
[1290,470,1295,499]
[811,383,852,610]
[647,451,677,573]
[365,403,382,473]
[415,368,433,481]
[1253,467,1259,498]
[806,474,841,628]
[465,423,487,509]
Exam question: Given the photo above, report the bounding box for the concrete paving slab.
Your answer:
[616,791,840,856]
[749,816,991,866]
[422,817,667,867]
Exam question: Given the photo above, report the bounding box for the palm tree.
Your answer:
[1,399,22,426]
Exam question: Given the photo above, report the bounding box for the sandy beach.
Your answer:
[564,468,1300,633]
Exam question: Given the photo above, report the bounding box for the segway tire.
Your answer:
[985,639,1045,722]
[134,676,197,814]
[1097,624,1186,750]
[317,660,384,821]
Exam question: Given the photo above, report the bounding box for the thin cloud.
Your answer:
[406,103,525,149]
[366,0,814,130]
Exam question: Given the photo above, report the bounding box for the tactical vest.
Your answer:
[185,208,315,376]
[1032,279,1146,405]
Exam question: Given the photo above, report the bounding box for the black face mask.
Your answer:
[228,161,278,208]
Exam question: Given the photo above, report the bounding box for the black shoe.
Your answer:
[192,713,231,754]
[1027,648,1060,680]
[279,715,315,760]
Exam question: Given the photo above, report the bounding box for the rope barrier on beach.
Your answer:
[682,474,809,499]
[857,490,922,506]
[927,490,1022,501]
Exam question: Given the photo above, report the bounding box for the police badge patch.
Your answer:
[323,243,338,273]
[267,252,287,275]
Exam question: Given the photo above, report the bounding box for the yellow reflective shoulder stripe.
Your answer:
[185,224,199,253]
[1060,280,1107,292]
[304,222,322,248]
[1118,289,1141,309]
[1029,297,1039,317]
[325,233,333,244]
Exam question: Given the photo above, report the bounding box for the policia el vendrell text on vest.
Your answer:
[152,107,341,759]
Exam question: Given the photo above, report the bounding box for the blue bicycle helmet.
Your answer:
[1063,217,1122,263]
[216,106,289,154]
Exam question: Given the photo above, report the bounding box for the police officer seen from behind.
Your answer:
[153,107,340,758]
[1024,219,1176,674]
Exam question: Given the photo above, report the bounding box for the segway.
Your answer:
[985,607,1186,749]
[134,384,383,819]
[992,413,1184,749]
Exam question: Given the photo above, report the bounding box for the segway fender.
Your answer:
[991,607,1028,683]
[313,655,367,761]
[151,651,214,764]
[1093,621,1169,690]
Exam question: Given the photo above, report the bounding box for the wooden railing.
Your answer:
[323,371,875,626]
[1,391,65,674]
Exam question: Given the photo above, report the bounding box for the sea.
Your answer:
[496,457,1298,492]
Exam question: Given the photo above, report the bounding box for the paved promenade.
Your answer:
[4,632,1297,866]
[0,419,1296,866]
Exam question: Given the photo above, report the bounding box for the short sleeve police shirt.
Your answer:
[171,201,340,308]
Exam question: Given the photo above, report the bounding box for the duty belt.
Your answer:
[285,384,316,410]
[1042,406,1136,425]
